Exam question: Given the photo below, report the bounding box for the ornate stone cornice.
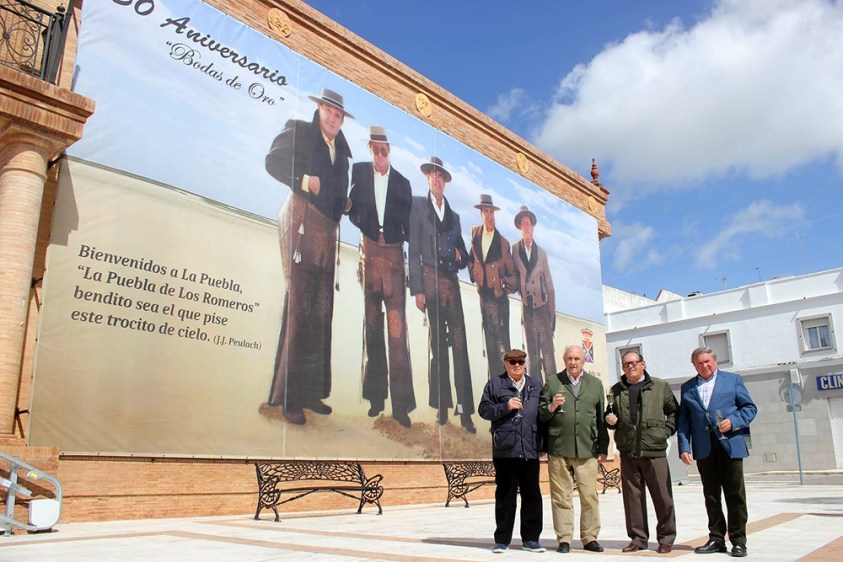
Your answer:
[0,65,95,159]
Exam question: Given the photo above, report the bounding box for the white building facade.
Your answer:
[605,268,843,472]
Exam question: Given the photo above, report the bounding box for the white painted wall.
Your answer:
[604,268,843,471]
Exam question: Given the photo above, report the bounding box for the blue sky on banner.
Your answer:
[306,0,843,300]
[69,0,603,322]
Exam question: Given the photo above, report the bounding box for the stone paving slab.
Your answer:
[1,481,842,561]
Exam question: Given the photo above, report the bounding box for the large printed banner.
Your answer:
[30,0,604,459]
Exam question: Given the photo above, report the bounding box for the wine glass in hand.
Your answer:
[606,393,616,415]
[714,409,727,440]
[514,388,523,418]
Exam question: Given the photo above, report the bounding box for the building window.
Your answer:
[701,331,732,365]
[799,316,834,353]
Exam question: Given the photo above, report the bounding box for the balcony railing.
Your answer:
[0,1,73,84]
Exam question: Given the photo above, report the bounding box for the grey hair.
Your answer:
[691,346,717,363]
[563,344,583,359]
[621,350,643,362]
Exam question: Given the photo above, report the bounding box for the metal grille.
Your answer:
[0,1,72,83]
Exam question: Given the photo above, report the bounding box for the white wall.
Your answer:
[604,268,843,471]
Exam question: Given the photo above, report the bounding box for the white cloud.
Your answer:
[488,88,524,122]
[487,88,541,125]
[533,0,843,201]
[695,199,805,268]
[612,222,663,271]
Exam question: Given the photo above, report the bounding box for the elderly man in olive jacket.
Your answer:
[539,345,609,554]
[605,351,679,554]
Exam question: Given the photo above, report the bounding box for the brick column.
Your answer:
[0,65,95,442]
[0,135,51,437]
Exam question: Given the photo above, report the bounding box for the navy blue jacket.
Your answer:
[478,373,543,459]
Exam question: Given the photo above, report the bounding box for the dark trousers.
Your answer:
[620,456,676,547]
[421,266,474,415]
[479,293,511,378]
[492,457,543,545]
[360,236,415,415]
[696,432,748,546]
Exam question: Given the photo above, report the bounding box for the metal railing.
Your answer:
[0,0,74,84]
[1,450,63,535]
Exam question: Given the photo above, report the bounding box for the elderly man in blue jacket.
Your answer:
[478,349,545,554]
[678,347,757,558]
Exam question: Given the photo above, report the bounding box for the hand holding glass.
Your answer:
[514,389,523,418]
[714,409,727,440]
[553,392,565,413]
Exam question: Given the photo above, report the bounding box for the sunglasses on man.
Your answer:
[507,359,525,365]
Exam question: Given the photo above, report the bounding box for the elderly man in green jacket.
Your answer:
[539,345,609,554]
[606,351,679,554]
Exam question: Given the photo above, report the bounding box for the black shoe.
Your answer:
[367,400,384,417]
[307,401,332,415]
[557,542,570,553]
[393,412,411,427]
[437,408,448,425]
[460,414,476,433]
[284,408,306,425]
[731,544,747,558]
[583,541,604,552]
[694,540,727,554]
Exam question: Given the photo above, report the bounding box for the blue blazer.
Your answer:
[677,370,757,460]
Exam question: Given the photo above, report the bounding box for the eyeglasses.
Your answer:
[507,359,526,366]
[622,360,643,369]
[371,145,389,157]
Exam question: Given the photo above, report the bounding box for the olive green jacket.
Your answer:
[539,370,609,459]
[606,371,679,459]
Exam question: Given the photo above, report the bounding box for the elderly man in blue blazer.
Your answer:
[678,347,757,558]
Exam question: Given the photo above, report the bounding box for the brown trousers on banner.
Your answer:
[523,304,556,386]
[268,192,337,411]
[360,236,415,416]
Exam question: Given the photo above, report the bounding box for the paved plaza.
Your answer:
[1,478,841,561]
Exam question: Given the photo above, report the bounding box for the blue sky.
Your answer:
[306,0,843,299]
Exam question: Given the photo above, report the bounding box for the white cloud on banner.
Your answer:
[533,0,843,199]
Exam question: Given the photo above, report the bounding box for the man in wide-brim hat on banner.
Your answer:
[468,194,518,379]
[347,125,415,427]
[264,87,354,425]
[408,156,476,433]
[511,205,556,385]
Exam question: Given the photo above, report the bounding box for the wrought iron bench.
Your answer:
[442,461,496,507]
[254,461,384,521]
[597,462,621,494]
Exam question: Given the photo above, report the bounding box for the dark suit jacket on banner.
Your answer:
[348,163,412,244]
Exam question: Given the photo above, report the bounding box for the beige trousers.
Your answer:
[547,455,601,544]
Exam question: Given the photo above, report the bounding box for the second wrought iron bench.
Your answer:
[442,461,496,507]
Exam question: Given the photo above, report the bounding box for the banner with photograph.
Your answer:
[29,0,604,459]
